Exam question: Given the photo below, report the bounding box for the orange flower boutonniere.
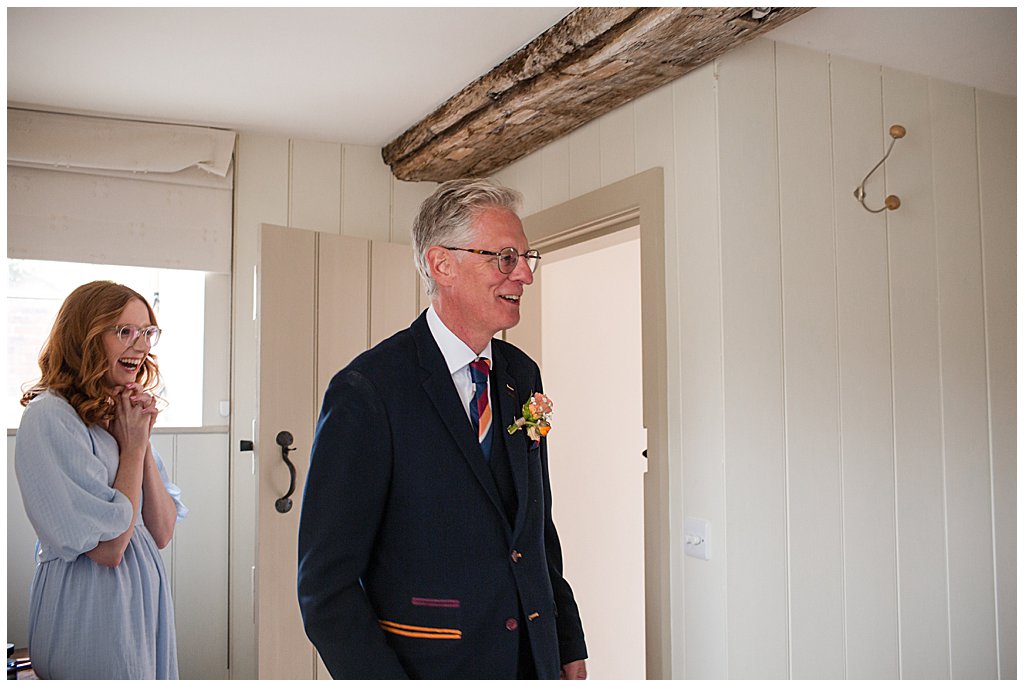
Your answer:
[507,392,553,442]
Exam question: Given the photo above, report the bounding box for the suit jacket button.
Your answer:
[510,549,523,563]
[505,617,519,631]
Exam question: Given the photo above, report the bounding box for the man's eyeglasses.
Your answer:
[443,246,542,274]
[108,324,162,347]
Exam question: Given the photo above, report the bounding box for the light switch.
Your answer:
[684,516,711,560]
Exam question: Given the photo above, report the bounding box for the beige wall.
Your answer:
[492,38,1015,679]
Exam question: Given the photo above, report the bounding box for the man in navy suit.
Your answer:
[297,179,588,679]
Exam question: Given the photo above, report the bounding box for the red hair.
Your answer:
[21,281,161,426]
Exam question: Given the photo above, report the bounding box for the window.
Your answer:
[7,259,206,429]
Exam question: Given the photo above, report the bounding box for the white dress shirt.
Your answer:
[425,305,492,426]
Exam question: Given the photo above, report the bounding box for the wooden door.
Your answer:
[255,224,419,679]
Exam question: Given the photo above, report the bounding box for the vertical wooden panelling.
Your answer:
[491,162,518,201]
[290,139,341,233]
[257,225,317,679]
[976,90,1016,680]
[342,144,391,242]
[174,433,230,679]
[414,40,1015,682]
[930,80,998,678]
[883,67,950,679]
[568,120,601,199]
[830,56,900,678]
[232,133,289,679]
[392,179,436,245]
[599,103,635,187]
[672,63,728,679]
[514,152,544,218]
[776,43,845,678]
[717,40,788,678]
[316,233,370,401]
[540,137,570,209]
[369,241,416,347]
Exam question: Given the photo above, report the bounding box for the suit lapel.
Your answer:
[492,344,529,537]
[411,314,508,528]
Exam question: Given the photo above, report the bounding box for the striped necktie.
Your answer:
[469,357,493,458]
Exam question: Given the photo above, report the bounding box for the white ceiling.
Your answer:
[7,7,1016,146]
[765,7,1016,98]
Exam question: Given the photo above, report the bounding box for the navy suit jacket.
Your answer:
[297,311,586,679]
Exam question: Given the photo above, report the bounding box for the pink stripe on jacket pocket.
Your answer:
[411,597,461,608]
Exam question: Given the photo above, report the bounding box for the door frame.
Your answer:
[517,168,675,679]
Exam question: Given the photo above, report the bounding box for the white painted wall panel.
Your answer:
[976,90,1016,680]
[599,103,635,187]
[829,55,900,679]
[391,180,436,245]
[634,85,674,176]
[883,67,950,679]
[671,63,727,680]
[342,144,391,242]
[514,152,544,218]
[776,43,845,678]
[717,39,788,679]
[568,120,601,199]
[490,162,518,202]
[930,79,998,679]
[174,433,230,679]
[540,137,570,209]
[290,139,341,233]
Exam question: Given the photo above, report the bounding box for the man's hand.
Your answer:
[561,659,587,679]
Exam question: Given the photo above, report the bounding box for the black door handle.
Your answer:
[274,431,297,513]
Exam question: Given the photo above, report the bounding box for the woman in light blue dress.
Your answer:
[15,281,187,679]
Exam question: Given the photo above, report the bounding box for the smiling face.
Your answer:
[432,206,534,353]
[100,298,154,389]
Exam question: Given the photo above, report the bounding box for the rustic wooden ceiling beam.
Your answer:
[383,7,811,182]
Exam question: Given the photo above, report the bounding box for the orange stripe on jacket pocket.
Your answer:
[378,619,462,640]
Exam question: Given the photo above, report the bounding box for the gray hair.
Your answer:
[411,178,523,297]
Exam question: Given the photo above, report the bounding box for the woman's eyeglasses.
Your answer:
[443,246,541,274]
[108,324,162,347]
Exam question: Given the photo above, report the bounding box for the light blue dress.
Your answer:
[14,390,188,680]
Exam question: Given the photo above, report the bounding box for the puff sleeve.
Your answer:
[14,393,135,562]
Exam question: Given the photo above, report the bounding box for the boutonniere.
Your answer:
[507,392,553,442]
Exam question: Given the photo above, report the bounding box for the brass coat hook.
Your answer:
[854,124,906,213]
